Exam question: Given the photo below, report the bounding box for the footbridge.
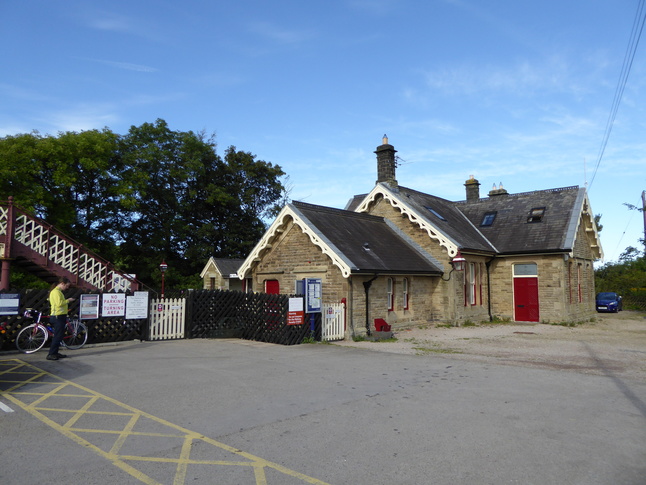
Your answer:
[0,197,140,292]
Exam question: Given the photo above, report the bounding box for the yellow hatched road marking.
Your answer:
[0,359,331,485]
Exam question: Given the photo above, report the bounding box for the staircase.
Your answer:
[0,197,140,292]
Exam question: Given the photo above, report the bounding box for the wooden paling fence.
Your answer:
[149,298,185,341]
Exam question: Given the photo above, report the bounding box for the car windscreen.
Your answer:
[597,292,617,299]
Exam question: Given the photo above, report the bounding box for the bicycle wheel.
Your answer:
[62,320,88,350]
[16,324,48,353]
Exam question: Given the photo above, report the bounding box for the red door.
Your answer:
[265,280,280,294]
[513,277,539,322]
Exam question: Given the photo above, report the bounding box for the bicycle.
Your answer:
[15,308,88,354]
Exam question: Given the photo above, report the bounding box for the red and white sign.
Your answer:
[101,293,126,317]
[287,297,304,326]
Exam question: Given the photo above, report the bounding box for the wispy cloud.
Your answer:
[82,58,159,73]
[76,8,164,43]
[422,58,579,97]
[36,103,120,133]
[246,21,314,44]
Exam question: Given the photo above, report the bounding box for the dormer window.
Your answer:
[481,212,496,226]
[527,207,545,223]
[425,206,446,221]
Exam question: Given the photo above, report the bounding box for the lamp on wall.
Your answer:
[159,260,168,299]
[450,250,466,272]
[441,250,466,281]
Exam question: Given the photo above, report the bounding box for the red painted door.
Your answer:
[265,280,280,294]
[513,277,539,322]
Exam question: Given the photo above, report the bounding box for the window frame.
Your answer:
[527,207,546,223]
[387,277,394,311]
[465,262,477,306]
[480,212,497,226]
[402,278,409,310]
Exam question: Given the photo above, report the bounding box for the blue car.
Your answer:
[596,292,623,313]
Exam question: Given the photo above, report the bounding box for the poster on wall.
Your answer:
[101,293,127,317]
[305,278,322,313]
[79,294,100,320]
[125,292,149,319]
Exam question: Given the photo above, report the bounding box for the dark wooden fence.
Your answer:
[0,288,320,351]
[186,289,320,345]
[0,288,147,352]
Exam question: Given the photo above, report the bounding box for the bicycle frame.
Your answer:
[16,308,88,354]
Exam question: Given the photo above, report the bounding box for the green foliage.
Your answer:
[595,246,646,309]
[0,119,288,288]
[7,267,50,290]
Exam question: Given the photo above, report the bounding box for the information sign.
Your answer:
[287,297,304,325]
[0,294,20,316]
[126,292,149,319]
[305,278,322,313]
[80,294,100,320]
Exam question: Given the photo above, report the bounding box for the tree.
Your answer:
[0,120,287,288]
[0,128,122,258]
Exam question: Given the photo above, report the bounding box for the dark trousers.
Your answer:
[48,315,67,356]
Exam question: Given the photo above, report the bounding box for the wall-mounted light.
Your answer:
[159,260,168,299]
[450,250,466,272]
[442,250,466,280]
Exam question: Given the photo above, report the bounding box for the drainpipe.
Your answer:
[363,274,379,336]
[485,256,494,322]
[348,276,355,338]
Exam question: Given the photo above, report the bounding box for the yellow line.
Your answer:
[0,359,332,485]
[64,394,100,428]
[174,435,193,485]
[109,412,140,455]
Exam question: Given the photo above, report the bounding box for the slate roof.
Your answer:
[348,184,591,257]
[394,186,496,253]
[211,258,245,277]
[456,186,584,254]
[292,201,442,274]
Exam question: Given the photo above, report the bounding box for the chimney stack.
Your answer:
[488,182,509,197]
[375,135,398,187]
[464,175,480,202]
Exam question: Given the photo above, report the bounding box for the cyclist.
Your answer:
[47,277,75,361]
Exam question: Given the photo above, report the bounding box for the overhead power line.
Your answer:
[589,0,646,190]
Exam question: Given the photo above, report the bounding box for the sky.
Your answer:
[1,0,645,264]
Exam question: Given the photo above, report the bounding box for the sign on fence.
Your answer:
[0,294,20,315]
[126,292,149,319]
[80,294,100,319]
[288,297,304,325]
[102,293,126,317]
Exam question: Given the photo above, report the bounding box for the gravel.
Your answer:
[332,311,646,382]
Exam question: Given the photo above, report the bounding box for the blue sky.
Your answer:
[2,0,645,264]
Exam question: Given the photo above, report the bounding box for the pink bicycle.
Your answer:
[15,308,88,354]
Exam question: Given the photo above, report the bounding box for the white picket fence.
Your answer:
[321,302,345,341]
[149,298,186,340]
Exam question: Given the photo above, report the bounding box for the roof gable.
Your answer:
[355,184,495,256]
[457,186,601,256]
[352,183,601,259]
[238,201,442,279]
[200,257,246,278]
